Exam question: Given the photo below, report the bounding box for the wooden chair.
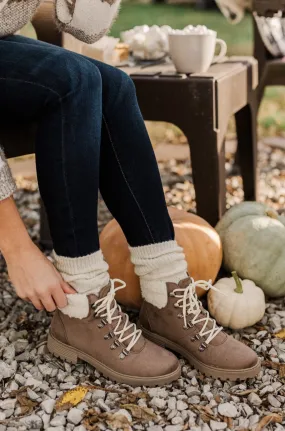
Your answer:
[253,0,285,106]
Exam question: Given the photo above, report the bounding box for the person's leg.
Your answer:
[86,59,261,381]
[80,60,187,307]
[0,35,110,305]
[0,36,180,384]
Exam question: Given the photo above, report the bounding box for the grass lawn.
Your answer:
[110,3,253,56]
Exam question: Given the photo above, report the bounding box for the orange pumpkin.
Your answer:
[100,207,222,309]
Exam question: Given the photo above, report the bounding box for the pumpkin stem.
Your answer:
[266,210,278,219]
[232,271,243,294]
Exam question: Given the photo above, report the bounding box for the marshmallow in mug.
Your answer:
[170,25,215,35]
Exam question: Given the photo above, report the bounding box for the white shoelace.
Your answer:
[93,279,142,353]
[172,278,223,344]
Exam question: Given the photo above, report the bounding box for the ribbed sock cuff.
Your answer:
[129,240,188,308]
[52,249,110,295]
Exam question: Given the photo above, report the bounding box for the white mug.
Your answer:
[168,31,227,74]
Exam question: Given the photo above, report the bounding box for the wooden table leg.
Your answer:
[181,122,226,227]
[235,99,258,201]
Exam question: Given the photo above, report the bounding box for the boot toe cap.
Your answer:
[138,340,180,378]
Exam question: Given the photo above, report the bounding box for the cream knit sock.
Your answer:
[129,240,188,309]
[52,249,110,319]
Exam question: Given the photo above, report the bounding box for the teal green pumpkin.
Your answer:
[216,202,285,298]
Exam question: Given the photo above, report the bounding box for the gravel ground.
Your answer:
[0,141,285,431]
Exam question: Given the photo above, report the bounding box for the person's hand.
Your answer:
[5,243,76,312]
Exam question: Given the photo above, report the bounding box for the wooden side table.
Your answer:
[120,57,258,226]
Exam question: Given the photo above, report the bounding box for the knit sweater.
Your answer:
[0,148,16,201]
[0,0,121,201]
[0,0,121,43]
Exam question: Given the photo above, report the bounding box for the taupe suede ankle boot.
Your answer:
[47,280,180,386]
[139,278,261,381]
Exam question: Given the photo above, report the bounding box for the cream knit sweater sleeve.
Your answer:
[0,148,16,202]
[0,0,121,44]
[55,0,121,43]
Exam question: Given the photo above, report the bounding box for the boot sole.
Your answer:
[47,333,181,387]
[138,323,261,381]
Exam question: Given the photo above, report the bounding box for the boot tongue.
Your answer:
[98,283,112,299]
[91,283,144,352]
[174,277,226,346]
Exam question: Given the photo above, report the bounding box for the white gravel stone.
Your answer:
[148,388,168,398]
[188,396,200,404]
[97,399,110,412]
[67,408,83,425]
[165,426,183,431]
[147,427,163,431]
[0,336,8,348]
[217,403,238,418]
[0,412,5,421]
[50,415,66,427]
[249,414,260,427]
[14,374,26,386]
[92,389,105,400]
[47,427,65,431]
[14,339,29,354]
[209,421,227,431]
[27,388,40,401]
[242,404,253,417]
[0,362,14,381]
[0,399,17,410]
[248,392,262,406]
[74,427,87,431]
[19,414,42,428]
[168,397,177,410]
[41,399,55,414]
[260,385,274,396]
[150,397,167,409]
[268,394,281,408]
[25,377,42,388]
[171,417,184,425]
[201,425,211,431]
[3,345,15,362]
[176,400,187,411]
[42,413,51,429]
[186,387,200,396]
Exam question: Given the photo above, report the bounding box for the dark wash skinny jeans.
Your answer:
[0,35,174,257]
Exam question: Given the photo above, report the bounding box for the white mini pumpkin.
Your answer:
[208,271,266,330]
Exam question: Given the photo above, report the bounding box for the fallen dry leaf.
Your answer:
[263,360,285,378]
[262,360,280,370]
[120,391,149,404]
[83,410,132,431]
[279,364,285,378]
[121,404,156,421]
[17,394,38,415]
[275,328,285,339]
[232,389,258,396]
[105,413,132,431]
[193,405,216,422]
[55,386,89,411]
[222,417,234,429]
[255,413,282,431]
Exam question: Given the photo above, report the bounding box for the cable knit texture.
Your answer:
[0,0,121,43]
[0,148,16,201]
[130,240,188,309]
[52,249,110,318]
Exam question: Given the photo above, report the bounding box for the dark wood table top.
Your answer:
[119,56,258,90]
